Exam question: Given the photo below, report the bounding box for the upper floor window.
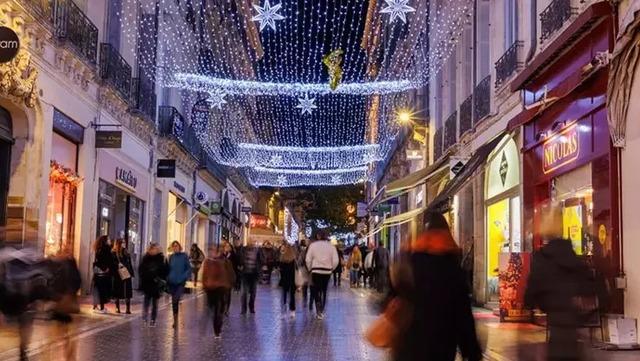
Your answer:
[504,0,519,50]
[475,0,491,84]
[106,0,122,50]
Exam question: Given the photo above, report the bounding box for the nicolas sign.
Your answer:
[0,27,19,63]
[543,124,579,174]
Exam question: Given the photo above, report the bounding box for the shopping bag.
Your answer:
[365,297,412,349]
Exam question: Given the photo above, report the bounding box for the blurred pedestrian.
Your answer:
[279,242,298,318]
[189,243,205,287]
[305,229,339,319]
[525,238,594,361]
[221,242,236,316]
[364,248,374,288]
[92,235,113,313]
[49,252,81,360]
[167,241,191,328]
[139,242,167,327]
[202,246,233,338]
[368,212,481,361]
[239,239,262,315]
[296,240,313,311]
[112,238,134,314]
[373,241,390,293]
[332,246,344,287]
[347,246,362,288]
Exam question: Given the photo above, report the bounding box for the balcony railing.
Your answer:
[200,152,227,183]
[540,0,577,43]
[433,127,444,161]
[495,41,524,88]
[459,95,473,136]
[474,76,491,123]
[53,0,98,65]
[159,106,201,159]
[131,69,157,122]
[100,43,132,101]
[443,111,458,151]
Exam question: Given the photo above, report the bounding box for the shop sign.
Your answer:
[115,167,137,191]
[250,214,271,229]
[95,131,122,148]
[157,159,176,178]
[173,181,186,194]
[241,206,252,213]
[0,27,20,63]
[543,125,579,174]
[449,157,467,178]
[209,201,222,215]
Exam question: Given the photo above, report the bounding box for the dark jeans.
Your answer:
[143,295,159,321]
[241,273,258,313]
[282,283,296,311]
[206,288,226,335]
[169,284,185,316]
[333,271,342,286]
[311,273,331,314]
[223,289,232,314]
[376,268,389,293]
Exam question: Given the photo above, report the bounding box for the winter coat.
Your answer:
[202,258,232,290]
[167,252,191,286]
[347,248,362,270]
[373,246,390,271]
[390,230,481,361]
[239,246,262,274]
[92,245,114,300]
[189,247,205,270]
[139,253,168,298]
[305,240,339,275]
[111,250,134,299]
[525,238,594,360]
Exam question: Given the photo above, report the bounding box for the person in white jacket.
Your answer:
[305,229,339,319]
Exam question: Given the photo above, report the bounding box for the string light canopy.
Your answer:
[123,0,473,187]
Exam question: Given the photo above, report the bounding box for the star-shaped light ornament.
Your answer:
[380,0,416,24]
[252,0,286,32]
[331,175,342,185]
[277,175,287,186]
[207,91,227,110]
[269,155,283,167]
[296,94,317,115]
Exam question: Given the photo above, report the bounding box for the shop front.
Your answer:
[166,174,192,250]
[194,172,222,251]
[96,151,149,268]
[46,110,84,257]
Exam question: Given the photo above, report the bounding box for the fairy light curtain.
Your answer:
[123,0,473,187]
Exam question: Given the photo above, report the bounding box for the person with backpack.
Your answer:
[347,246,363,288]
[111,238,134,314]
[139,242,167,327]
[202,246,233,338]
[167,241,192,328]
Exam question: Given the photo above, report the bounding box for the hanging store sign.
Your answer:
[157,159,176,178]
[250,214,271,229]
[209,201,222,215]
[95,131,122,148]
[0,27,20,63]
[115,167,137,191]
[542,124,579,174]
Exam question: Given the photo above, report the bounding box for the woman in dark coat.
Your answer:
[279,243,297,317]
[111,238,134,314]
[92,236,113,313]
[139,242,167,326]
[390,212,482,361]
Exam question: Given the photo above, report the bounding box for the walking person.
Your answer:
[92,236,113,313]
[49,252,81,360]
[369,212,481,361]
[305,229,339,319]
[221,242,236,316]
[202,246,233,338]
[139,242,167,327]
[296,240,313,311]
[279,242,298,318]
[111,238,134,314]
[167,241,191,328]
[239,240,262,315]
[364,248,374,288]
[189,243,205,287]
[347,246,363,288]
[373,241,390,293]
[333,245,344,287]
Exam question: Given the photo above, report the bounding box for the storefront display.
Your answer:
[166,191,187,249]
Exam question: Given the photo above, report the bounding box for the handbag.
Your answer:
[117,255,131,280]
[365,297,413,349]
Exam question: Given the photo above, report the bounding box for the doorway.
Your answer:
[0,107,12,245]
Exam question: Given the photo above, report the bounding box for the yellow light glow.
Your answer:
[397,110,412,124]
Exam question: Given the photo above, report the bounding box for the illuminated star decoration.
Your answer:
[295,94,317,115]
[331,175,342,185]
[206,91,227,109]
[380,0,416,24]
[269,155,283,167]
[251,0,286,32]
[277,175,287,185]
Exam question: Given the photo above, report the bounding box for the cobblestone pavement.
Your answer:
[9,284,386,361]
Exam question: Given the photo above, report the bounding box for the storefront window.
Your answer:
[167,192,187,249]
[46,133,80,257]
